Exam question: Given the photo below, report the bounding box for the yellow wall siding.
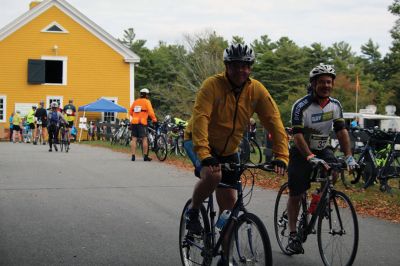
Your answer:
[0,6,131,124]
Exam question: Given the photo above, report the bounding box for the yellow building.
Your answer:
[0,0,140,136]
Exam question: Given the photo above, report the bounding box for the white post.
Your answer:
[78,110,86,143]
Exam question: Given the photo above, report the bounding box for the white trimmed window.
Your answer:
[102,97,118,123]
[41,21,69,33]
[0,95,6,122]
[27,56,68,85]
[46,96,63,109]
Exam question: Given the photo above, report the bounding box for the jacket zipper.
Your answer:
[219,90,242,156]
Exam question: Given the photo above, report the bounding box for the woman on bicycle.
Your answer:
[286,64,358,254]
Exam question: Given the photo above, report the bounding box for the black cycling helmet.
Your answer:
[223,44,255,64]
[309,64,336,82]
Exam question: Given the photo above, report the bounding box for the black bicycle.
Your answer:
[59,123,70,153]
[179,162,274,266]
[274,160,359,266]
[147,125,167,161]
[351,127,400,192]
[238,137,262,164]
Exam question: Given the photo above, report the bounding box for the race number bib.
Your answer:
[134,106,142,113]
[309,134,329,150]
[66,109,73,115]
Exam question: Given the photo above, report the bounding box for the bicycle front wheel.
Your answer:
[273,182,292,255]
[227,212,272,266]
[317,191,359,266]
[179,199,211,266]
[155,135,167,161]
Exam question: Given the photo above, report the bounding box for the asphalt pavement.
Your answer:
[0,142,399,265]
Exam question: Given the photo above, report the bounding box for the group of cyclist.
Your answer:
[10,99,77,152]
[178,43,358,264]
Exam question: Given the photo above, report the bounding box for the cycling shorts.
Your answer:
[67,121,74,128]
[13,125,21,132]
[183,140,240,187]
[131,124,147,138]
[37,120,47,127]
[28,123,35,129]
[288,147,338,196]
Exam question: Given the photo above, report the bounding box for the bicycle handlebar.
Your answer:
[221,162,275,172]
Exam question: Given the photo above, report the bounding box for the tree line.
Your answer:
[119,0,400,126]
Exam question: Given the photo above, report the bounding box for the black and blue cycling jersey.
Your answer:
[291,95,345,151]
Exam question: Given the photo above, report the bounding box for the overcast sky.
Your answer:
[0,0,397,55]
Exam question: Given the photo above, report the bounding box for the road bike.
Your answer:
[110,119,130,146]
[147,125,167,161]
[274,159,358,266]
[36,119,44,145]
[59,123,70,153]
[351,128,400,192]
[239,136,262,164]
[179,162,274,266]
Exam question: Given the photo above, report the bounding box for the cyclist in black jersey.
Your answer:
[34,101,48,145]
[285,64,358,254]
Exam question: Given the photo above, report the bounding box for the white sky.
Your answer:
[0,0,397,55]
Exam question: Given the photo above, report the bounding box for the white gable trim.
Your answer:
[41,21,69,33]
[130,63,135,107]
[0,0,140,63]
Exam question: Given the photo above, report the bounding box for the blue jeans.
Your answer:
[183,140,201,177]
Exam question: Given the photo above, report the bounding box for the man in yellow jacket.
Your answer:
[129,88,157,161]
[185,44,289,256]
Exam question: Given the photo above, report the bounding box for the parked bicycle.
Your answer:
[110,119,130,146]
[239,136,262,164]
[179,162,274,266]
[147,124,167,161]
[274,159,359,266]
[351,127,400,192]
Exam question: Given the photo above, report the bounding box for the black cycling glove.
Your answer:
[201,157,219,167]
[270,159,287,170]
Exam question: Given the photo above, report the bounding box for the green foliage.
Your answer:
[118,2,400,122]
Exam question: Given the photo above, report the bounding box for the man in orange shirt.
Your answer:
[129,88,157,161]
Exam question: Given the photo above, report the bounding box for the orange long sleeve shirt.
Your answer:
[129,98,157,125]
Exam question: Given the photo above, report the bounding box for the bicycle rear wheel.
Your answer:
[60,137,64,152]
[155,135,167,161]
[249,138,262,164]
[177,136,186,156]
[227,212,272,266]
[38,128,43,145]
[317,191,358,266]
[362,160,377,189]
[179,199,211,266]
[239,138,251,164]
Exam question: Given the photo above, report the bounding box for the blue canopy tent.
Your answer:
[78,98,127,142]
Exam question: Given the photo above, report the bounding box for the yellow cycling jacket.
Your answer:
[191,72,289,165]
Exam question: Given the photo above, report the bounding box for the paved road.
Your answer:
[0,142,399,265]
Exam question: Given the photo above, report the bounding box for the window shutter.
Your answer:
[28,59,45,84]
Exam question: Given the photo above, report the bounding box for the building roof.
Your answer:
[0,0,140,63]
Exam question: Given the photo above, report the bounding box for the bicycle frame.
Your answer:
[298,165,344,243]
[184,166,248,258]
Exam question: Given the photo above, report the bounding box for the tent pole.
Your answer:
[79,110,86,143]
